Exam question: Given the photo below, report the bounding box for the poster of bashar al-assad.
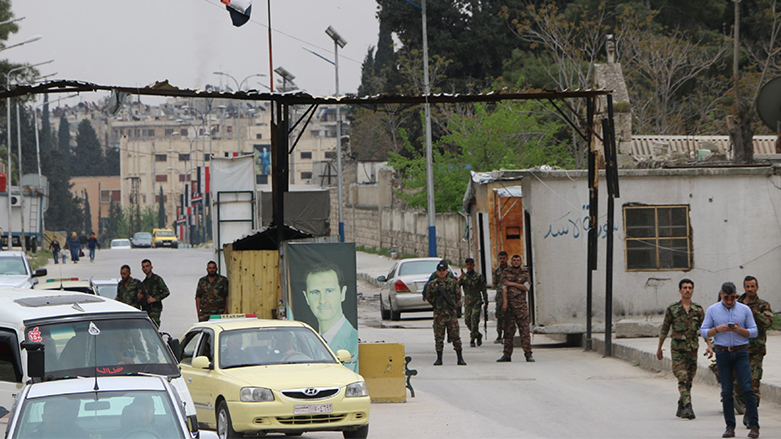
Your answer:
[285,242,358,372]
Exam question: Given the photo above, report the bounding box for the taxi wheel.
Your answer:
[343,424,369,439]
[217,401,241,439]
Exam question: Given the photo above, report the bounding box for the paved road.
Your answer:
[39,248,781,438]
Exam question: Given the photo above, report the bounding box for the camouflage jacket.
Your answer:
[493,264,508,290]
[502,266,530,304]
[659,301,704,352]
[738,294,774,354]
[458,270,487,305]
[426,277,460,315]
[142,273,170,309]
[422,270,455,299]
[116,278,145,309]
[196,274,229,316]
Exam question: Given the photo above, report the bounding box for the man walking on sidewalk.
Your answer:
[701,282,760,439]
[734,275,773,417]
[656,278,706,420]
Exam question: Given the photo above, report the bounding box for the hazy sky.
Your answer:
[7,0,380,103]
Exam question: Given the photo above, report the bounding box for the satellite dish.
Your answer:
[756,76,781,130]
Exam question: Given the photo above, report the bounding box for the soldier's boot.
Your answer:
[456,350,467,366]
[476,333,483,346]
[496,355,511,362]
[525,353,535,363]
[676,399,684,418]
[494,336,503,344]
[680,403,695,420]
[469,340,476,348]
[433,351,443,366]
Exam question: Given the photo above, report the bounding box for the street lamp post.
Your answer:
[325,26,347,243]
[421,0,436,257]
[274,67,296,185]
[213,72,266,154]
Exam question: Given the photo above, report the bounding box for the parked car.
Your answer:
[152,228,179,248]
[131,232,153,248]
[110,238,132,249]
[377,257,456,321]
[0,251,46,289]
[179,315,370,439]
[92,278,120,300]
[5,375,216,439]
[33,278,99,295]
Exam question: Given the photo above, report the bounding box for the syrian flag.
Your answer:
[221,0,252,27]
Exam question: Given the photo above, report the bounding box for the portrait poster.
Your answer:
[285,242,358,372]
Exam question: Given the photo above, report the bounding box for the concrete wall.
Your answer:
[521,167,781,331]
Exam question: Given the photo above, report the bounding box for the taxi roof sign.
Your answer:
[209,313,257,320]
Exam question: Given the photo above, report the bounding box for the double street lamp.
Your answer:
[325,26,346,243]
[213,72,266,154]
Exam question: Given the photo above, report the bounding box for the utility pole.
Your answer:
[422,0,436,256]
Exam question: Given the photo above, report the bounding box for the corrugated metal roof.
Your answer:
[0,79,612,105]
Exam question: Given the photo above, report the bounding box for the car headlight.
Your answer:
[240,387,274,402]
[345,381,368,398]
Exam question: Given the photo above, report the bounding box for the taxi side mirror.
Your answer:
[192,356,212,370]
[335,349,351,363]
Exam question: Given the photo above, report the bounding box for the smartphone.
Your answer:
[728,322,736,327]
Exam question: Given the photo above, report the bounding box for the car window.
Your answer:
[0,256,28,276]
[27,318,179,378]
[387,263,397,279]
[97,284,118,300]
[11,390,185,439]
[179,332,201,366]
[219,327,337,369]
[398,260,439,276]
[0,329,21,383]
[196,331,213,362]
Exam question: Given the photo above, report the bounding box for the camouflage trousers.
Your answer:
[672,349,698,405]
[146,307,162,329]
[503,300,532,357]
[433,312,462,351]
[736,352,765,406]
[464,299,483,341]
[495,292,504,339]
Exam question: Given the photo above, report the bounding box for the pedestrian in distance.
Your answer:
[78,231,88,249]
[497,254,534,363]
[656,278,708,420]
[493,251,509,344]
[426,261,465,366]
[49,237,61,264]
[87,232,100,262]
[116,265,146,310]
[701,281,760,439]
[66,232,80,263]
[458,257,488,347]
[734,276,773,419]
[196,260,229,322]
[140,259,170,328]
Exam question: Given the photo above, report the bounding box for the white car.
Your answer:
[111,238,132,249]
[377,258,456,321]
[5,375,217,439]
[93,278,120,300]
[33,278,99,295]
[0,251,46,289]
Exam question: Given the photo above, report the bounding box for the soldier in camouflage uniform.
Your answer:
[735,275,773,410]
[656,278,705,420]
[426,261,465,366]
[497,254,534,363]
[195,260,229,322]
[458,258,488,347]
[492,251,508,344]
[140,259,170,328]
[116,265,146,309]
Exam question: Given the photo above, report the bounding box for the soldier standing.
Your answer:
[735,275,773,416]
[458,258,488,347]
[492,251,508,344]
[195,260,229,322]
[116,264,145,309]
[497,254,534,363]
[140,259,170,328]
[426,261,466,366]
[655,278,706,420]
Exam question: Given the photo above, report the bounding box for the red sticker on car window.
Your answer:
[28,327,41,343]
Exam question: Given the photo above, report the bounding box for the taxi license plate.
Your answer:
[294,404,333,415]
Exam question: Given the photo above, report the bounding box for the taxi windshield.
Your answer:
[155,231,175,237]
[220,327,337,369]
[11,390,185,439]
[26,318,178,379]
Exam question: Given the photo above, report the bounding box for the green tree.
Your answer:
[72,119,104,176]
[82,190,92,234]
[57,114,71,154]
[40,94,53,153]
[42,145,83,233]
[104,145,120,175]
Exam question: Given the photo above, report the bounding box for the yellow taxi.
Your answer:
[178,315,370,439]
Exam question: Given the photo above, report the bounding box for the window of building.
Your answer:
[227,126,233,133]
[181,128,189,137]
[100,190,121,204]
[165,128,175,136]
[155,195,168,203]
[155,174,168,183]
[144,129,155,137]
[324,151,336,159]
[624,205,691,271]
[155,154,167,162]
[300,172,313,180]
[179,153,190,162]
[300,151,312,160]
[256,133,263,139]
[179,174,191,182]
[203,153,211,162]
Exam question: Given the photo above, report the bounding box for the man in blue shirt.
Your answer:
[701,282,760,439]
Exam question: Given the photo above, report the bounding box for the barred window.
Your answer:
[624,205,691,271]
[155,154,167,162]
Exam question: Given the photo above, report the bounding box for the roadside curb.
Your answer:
[358,272,382,288]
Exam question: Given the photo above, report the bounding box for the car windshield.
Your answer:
[0,255,28,275]
[27,318,179,379]
[219,327,337,369]
[96,284,118,300]
[398,260,439,276]
[111,240,130,247]
[155,231,175,237]
[133,233,151,240]
[11,390,185,439]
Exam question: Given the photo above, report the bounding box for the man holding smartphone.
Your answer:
[701,282,760,438]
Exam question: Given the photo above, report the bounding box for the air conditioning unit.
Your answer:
[10,196,20,206]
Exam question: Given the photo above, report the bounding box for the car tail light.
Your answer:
[394,280,411,293]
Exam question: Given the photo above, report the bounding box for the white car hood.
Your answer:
[0,274,32,289]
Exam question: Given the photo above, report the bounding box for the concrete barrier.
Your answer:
[358,343,407,403]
